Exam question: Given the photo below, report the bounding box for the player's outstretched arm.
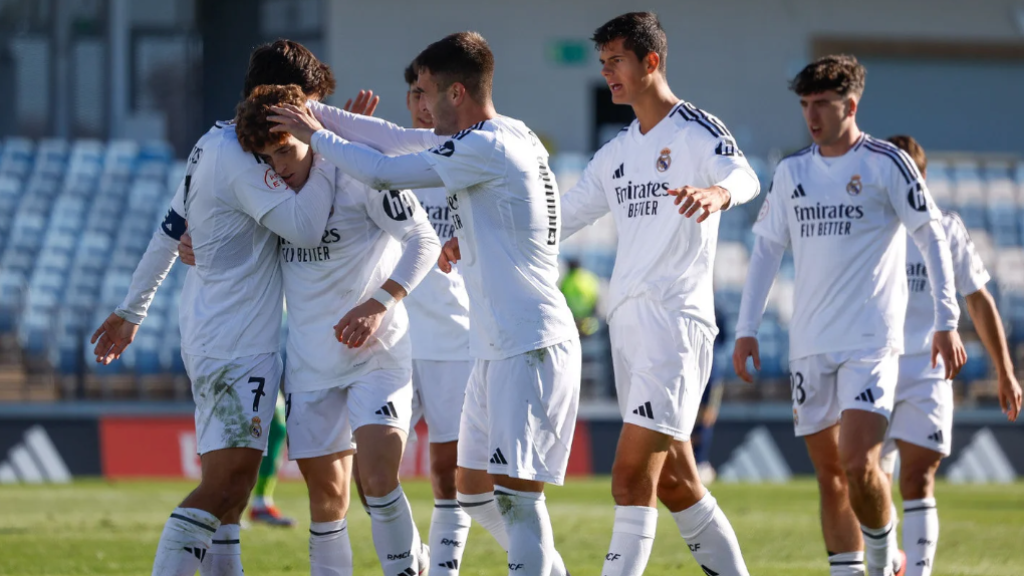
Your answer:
[965,288,1021,420]
[733,235,785,381]
[91,313,141,365]
[307,98,443,156]
[560,159,611,241]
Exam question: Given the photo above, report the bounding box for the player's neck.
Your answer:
[453,101,498,133]
[632,82,679,135]
[819,123,863,157]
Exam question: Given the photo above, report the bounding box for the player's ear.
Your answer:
[846,95,859,118]
[645,52,660,75]
[450,82,466,106]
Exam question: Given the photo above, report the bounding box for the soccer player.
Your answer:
[733,55,967,576]
[248,396,296,527]
[879,135,1021,576]
[90,40,338,576]
[557,13,760,576]
[269,32,581,576]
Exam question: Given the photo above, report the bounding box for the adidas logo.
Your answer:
[438,560,459,569]
[0,425,71,484]
[612,163,625,179]
[396,568,416,576]
[632,401,655,419]
[916,559,930,567]
[718,426,792,483]
[928,430,943,444]
[375,401,399,419]
[701,565,719,576]
[183,547,207,562]
[489,448,509,465]
[791,184,806,199]
[946,427,1016,483]
[854,388,877,403]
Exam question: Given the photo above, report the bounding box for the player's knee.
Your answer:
[611,461,656,505]
[656,468,701,502]
[201,475,254,515]
[359,467,400,498]
[899,463,936,501]
[813,461,848,498]
[840,451,874,488]
[430,459,458,500]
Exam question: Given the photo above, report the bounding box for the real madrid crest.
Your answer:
[250,416,263,439]
[656,148,672,172]
[846,174,863,196]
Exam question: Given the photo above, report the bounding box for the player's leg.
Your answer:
[250,395,296,527]
[153,353,279,576]
[894,441,940,576]
[837,351,902,576]
[349,369,424,576]
[416,359,474,576]
[199,502,246,576]
[287,387,357,576]
[691,378,722,485]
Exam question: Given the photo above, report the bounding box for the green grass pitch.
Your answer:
[1,478,1022,575]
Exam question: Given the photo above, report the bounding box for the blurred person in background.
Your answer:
[879,134,1021,576]
[247,395,296,527]
[559,258,600,337]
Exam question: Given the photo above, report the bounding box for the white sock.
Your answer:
[151,507,220,576]
[494,486,557,576]
[310,519,354,576]
[672,491,750,576]
[903,498,938,576]
[251,495,272,509]
[861,519,897,576]
[457,491,510,550]
[829,551,866,576]
[366,485,421,576]
[198,524,242,576]
[602,506,658,576]
[431,500,471,575]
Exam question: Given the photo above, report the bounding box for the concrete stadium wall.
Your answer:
[322,0,1022,157]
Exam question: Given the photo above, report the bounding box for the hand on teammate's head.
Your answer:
[268,103,324,145]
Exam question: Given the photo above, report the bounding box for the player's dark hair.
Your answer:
[591,12,668,73]
[403,62,418,87]
[887,134,927,174]
[235,84,306,153]
[243,39,335,100]
[413,32,494,103]
[789,54,866,98]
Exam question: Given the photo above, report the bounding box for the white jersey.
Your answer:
[419,117,577,360]
[282,168,432,392]
[172,123,300,359]
[904,211,987,356]
[753,134,942,359]
[560,101,759,330]
[403,186,471,361]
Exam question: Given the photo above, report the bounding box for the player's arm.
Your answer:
[944,216,1021,420]
[307,100,444,155]
[335,187,442,348]
[91,189,185,364]
[560,154,611,240]
[232,157,335,248]
[671,126,760,222]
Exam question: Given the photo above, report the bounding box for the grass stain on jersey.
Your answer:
[524,348,548,367]
[495,492,523,526]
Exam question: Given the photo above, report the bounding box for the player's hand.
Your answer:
[268,103,324,145]
[178,231,195,267]
[668,185,732,223]
[90,313,140,365]
[333,299,387,349]
[343,90,379,117]
[438,237,461,273]
[932,330,967,380]
[732,336,761,383]
[997,372,1022,422]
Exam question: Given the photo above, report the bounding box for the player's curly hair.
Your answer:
[789,54,866,98]
[591,12,668,73]
[235,84,306,153]
[243,39,335,100]
[403,62,418,87]
[413,32,494,103]
[887,134,927,174]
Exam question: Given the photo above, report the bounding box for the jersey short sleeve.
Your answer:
[229,161,295,223]
[751,167,791,247]
[419,128,502,192]
[362,184,431,242]
[945,213,990,296]
[884,147,940,232]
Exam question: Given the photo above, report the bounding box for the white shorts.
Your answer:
[881,353,953,466]
[285,368,413,460]
[610,298,714,441]
[184,352,282,455]
[788,348,899,437]
[457,338,581,485]
[411,359,473,444]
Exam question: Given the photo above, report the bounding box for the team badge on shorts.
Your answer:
[846,174,863,196]
[656,148,672,172]
[249,416,263,439]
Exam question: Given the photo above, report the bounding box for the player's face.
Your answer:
[257,134,313,190]
[599,39,650,105]
[407,86,435,129]
[416,70,458,135]
[799,91,852,146]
